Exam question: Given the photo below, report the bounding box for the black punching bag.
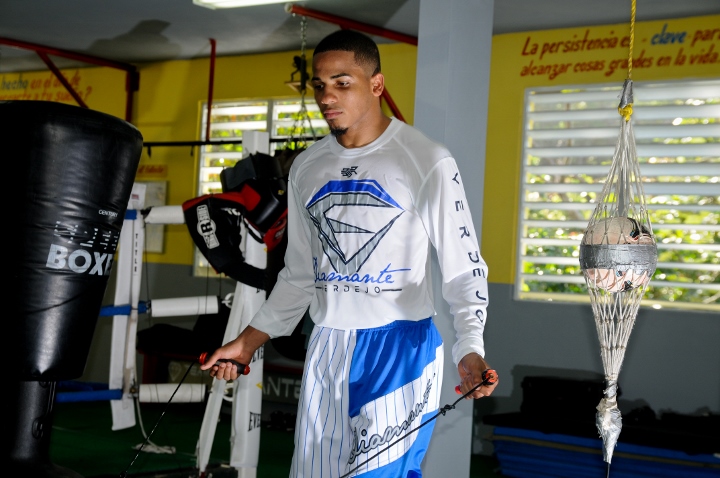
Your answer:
[5,100,142,380]
[3,101,142,477]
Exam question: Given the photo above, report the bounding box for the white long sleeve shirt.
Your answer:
[251,118,489,365]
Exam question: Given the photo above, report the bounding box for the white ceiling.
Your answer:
[1,0,718,73]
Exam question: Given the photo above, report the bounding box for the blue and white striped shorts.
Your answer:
[290,318,444,478]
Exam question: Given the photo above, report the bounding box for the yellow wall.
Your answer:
[483,15,720,284]
[1,16,716,273]
[0,67,127,115]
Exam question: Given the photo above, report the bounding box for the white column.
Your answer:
[414,0,494,476]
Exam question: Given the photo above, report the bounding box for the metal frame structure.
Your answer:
[206,38,217,141]
[2,6,415,130]
[286,4,418,45]
[0,36,139,122]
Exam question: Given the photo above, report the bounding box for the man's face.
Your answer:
[311,50,381,137]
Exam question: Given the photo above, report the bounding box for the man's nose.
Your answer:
[318,88,336,105]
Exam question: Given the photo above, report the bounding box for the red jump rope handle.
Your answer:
[455,368,497,395]
[198,351,250,375]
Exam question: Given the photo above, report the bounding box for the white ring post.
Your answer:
[196,130,269,477]
[109,182,147,430]
[108,197,216,429]
[229,227,266,475]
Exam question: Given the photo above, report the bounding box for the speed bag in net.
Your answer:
[3,101,143,381]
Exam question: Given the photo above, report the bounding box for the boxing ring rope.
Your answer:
[55,295,219,403]
[100,203,262,475]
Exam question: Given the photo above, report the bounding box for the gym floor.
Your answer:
[50,400,504,478]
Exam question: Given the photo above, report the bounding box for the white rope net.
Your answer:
[578,79,657,464]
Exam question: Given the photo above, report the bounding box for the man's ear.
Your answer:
[371,73,385,97]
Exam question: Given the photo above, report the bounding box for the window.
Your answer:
[518,79,719,311]
[197,98,328,195]
[194,98,329,276]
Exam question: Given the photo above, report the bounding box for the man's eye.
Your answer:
[313,84,323,91]
[338,82,349,87]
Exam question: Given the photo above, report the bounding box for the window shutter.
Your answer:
[518,79,719,311]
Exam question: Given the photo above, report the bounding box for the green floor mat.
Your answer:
[48,400,500,477]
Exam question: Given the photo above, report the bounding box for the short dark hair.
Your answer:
[313,30,381,76]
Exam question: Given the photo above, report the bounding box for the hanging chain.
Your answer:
[300,14,307,58]
[292,15,316,147]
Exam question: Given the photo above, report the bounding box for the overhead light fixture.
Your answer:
[194,0,299,9]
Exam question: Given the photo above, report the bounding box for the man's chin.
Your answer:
[330,127,348,137]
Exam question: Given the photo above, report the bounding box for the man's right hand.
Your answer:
[199,325,270,381]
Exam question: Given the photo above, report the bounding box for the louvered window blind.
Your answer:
[197,99,327,195]
[518,79,719,311]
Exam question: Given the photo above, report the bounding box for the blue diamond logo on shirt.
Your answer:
[307,179,404,275]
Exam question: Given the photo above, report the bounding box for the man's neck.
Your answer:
[336,114,392,149]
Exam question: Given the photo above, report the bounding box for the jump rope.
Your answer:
[340,368,498,478]
[119,354,496,478]
[119,354,247,478]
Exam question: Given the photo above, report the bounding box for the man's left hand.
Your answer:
[456,352,498,399]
